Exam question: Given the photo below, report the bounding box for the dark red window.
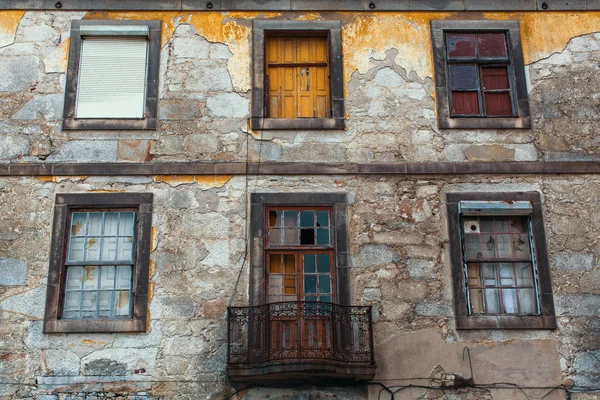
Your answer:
[446,32,515,117]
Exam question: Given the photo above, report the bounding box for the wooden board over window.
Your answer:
[266,36,330,119]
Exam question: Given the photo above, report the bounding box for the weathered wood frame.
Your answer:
[44,192,153,333]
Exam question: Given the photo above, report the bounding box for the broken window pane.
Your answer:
[316,210,329,227]
[300,229,315,245]
[447,34,476,58]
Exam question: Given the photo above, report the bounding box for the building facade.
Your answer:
[0,1,599,399]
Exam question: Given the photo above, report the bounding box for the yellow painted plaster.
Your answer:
[0,11,24,48]
[153,174,232,188]
[35,175,87,182]
[42,38,70,73]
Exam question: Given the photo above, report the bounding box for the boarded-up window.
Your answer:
[76,37,148,119]
[265,36,330,118]
[446,32,515,117]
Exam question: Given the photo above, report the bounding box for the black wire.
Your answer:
[222,384,251,399]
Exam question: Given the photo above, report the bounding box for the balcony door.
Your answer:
[265,207,335,358]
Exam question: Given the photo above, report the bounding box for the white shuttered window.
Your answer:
[76,37,148,119]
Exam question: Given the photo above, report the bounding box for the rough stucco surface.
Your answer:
[0,9,599,400]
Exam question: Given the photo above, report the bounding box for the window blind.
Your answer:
[76,37,148,119]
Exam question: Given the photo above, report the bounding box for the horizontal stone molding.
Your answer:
[3,161,600,176]
[2,0,599,11]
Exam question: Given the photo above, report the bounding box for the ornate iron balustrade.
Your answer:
[227,301,375,368]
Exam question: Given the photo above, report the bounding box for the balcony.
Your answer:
[227,301,376,385]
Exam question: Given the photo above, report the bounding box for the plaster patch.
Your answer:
[0,11,25,48]
[42,38,70,73]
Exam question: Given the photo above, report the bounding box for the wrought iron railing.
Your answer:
[227,301,374,367]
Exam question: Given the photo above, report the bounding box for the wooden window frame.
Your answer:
[431,20,531,129]
[44,193,153,333]
[251,20,345,131]
[446,192,556,330]
[249,193,349,306]
[62,20,161,130]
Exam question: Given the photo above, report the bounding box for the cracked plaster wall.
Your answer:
[0,11,598,163]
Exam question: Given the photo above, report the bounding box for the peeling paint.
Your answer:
[153,175,232,188]
[0,11,25,48]
[42,38,70,73]
[151,227,158,252]
[35,175,87,183]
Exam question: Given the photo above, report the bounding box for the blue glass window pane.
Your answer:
[284,211,298,227]
[305,295,317,302]
[319,275,331,293]
[304,275,317,294]
[317,254,330,272]
[449,65,478,90]
[316,228,330,245]
[300,210,314,227]
[319,295,332,303]
[316,210,329,227]
[304,254,316,273]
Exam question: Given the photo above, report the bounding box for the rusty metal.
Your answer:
[227,301,374,367]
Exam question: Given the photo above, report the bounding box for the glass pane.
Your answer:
[282,295,296,302]
[270,254,282,273]
[316,228,330,245]
[464,234,480,258]
[511,217,526,233]
[466,263,481,287]
[71,213,87,236]
[463,218,480,233]
[283,276,296,295]
[469,289,483,313]
[66,266,83,290]
[319,275,331,294]
[119,212,135,236]
[304,254,316,273]
[485,288,501,313]
[519,288,536,314]
[485,92,513,116]
[113,291,130,316]
[117,237,134,261]
[115,265,132,290]
[481,235,497,258]
[316,210,329,227]
[102,237,118,261]
[452,91,479,115]
[516,263,533,286]
[499,263,514,285]
[319,295,331,303]
[483,263,497,285]
[284,211,298,228]
[478,33,507,58]
[269,210,281,227]
[304,275,317,294]
[497,234,512,258]
[300,210,314,227]
[447,33,476,58]
[64,291,81,313]
[496,218,510,232]
[63,310,80,319]
[502,288,518,313]
[269,294,280,303]
[482,66,509,90]
[99,265,115,289]
[88,213,103,236]
[98,291,111,313]
[104,213,119,236]
[284,228,298,245]
[82,266,99,290]
[68,237,86,262]
[269,275,282,295]
[305,295,317,302]
[449,65,478,90]
[318,254,330,273]
[269,228,281,246]
[85,237,101,261]
[283,254,295,273]
[512,234,530,259]
[81,291,97,317]
[480,217,494,232]
[300,229,315,245]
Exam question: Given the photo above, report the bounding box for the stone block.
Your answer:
[43,350,80,376]
[46,140,118,162]
[353,244,401,267]
[209,43,232,60]
[186,63,233,92]
[170,190,200,209]
[11,94,64,120]
[202,298,226,319]
[0,258,27,285]
[406,258,437,280]
[81,348,157,376]
[206,93,249,118]
[553,252,596,270]
[0,286,45,319]
[372,67,405,88]
[159,100,202,120]
[0,56,41,92]
[555,295,600,316]
[21,24,60,43]
[117,140,151,162]
[464,144,516,162]
[0,135,29,160]
[172,36,210,59]
[414,301,452,317]
[162,335,208,356]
